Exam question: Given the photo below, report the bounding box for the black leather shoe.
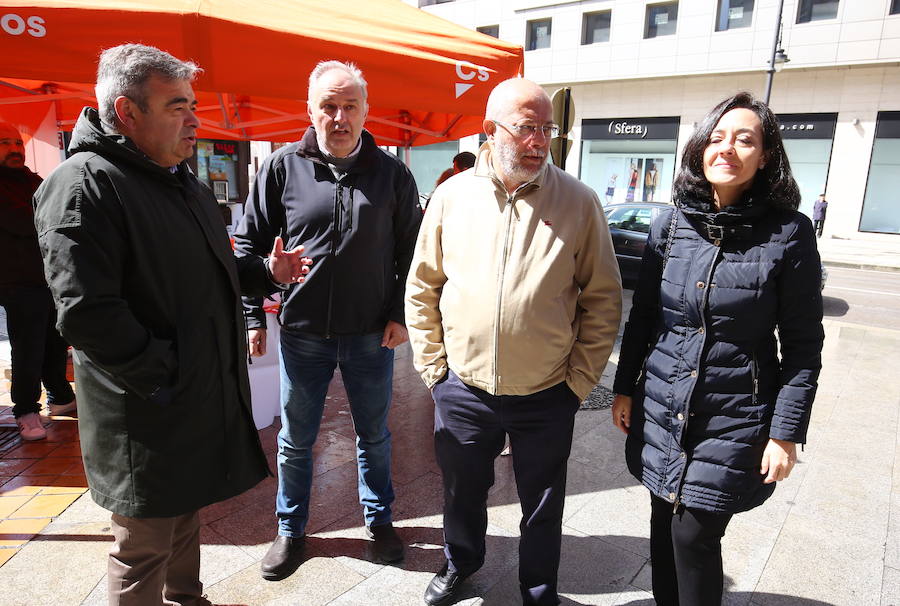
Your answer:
[424,561,470,606]
[260,535,306,581]
[366,523,405,563]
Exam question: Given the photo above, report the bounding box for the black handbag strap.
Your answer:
[662,207,678,271]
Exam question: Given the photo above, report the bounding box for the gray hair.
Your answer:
[95,44,201,127]
[307,60,368,105]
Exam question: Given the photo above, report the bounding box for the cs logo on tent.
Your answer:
[455,61,490,99]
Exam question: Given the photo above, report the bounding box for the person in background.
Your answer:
[611,92,824,606]
[33,43,308,606]
[813,193,828,237]
[234,60,422,581]
[407,77,622,606]
[0,121,75,441]
[452,151,476,174]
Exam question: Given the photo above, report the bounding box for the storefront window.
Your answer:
[579,117,679,205]
[645,2,678,39]
[860,112,900,234]
[892,0,900,15]
[196,139,241,202]
[407,141,459,198]
[715,0,754,31]
[796,0,839,24]
[776,113,836,219]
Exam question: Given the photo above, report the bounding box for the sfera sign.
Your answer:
[608,121,648,138]
[583,116,680,141]
[1,14,46,37]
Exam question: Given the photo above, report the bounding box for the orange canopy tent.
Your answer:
[0,0,523,146]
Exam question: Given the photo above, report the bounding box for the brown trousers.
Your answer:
[108,511,208,606]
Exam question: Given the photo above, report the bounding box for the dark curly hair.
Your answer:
[673,92,800,212]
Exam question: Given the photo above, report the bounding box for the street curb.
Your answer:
[821,260,900,273]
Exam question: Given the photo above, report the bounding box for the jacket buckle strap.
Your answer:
[705,224,725,241]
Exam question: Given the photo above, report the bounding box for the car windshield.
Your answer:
[607,207,653,234]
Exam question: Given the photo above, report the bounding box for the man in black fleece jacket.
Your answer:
[234,60,421,581]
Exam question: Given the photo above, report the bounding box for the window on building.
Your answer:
[796,0,839,23]
[645,2,678,39]
[418,0,454,6]
[715,0,754,31]
[477,24,499,38]
[891,0,900,15]
[526,18,552,50]
[582,11,612,45]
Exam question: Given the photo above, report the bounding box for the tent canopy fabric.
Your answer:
[0,0,523,144]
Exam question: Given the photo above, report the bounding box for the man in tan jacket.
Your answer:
[406,78,622,606]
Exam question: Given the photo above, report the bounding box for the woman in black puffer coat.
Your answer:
[611,92,824,606]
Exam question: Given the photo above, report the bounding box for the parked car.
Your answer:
[603,201,828,289]
[603,202,670,282]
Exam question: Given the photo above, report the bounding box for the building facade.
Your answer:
[409,0,900,240]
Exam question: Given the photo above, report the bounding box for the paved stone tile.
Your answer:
[0,547,16,566]
[0,475,48,497]
[0,495,30,518]
[564,483,651,559]
[199,524,258,588]
[1,441,63,459]
[754,512,883,605]
[8,492,81,518]
[0,527,107,605]
[204,554,365,606]
[22,455,81,476]
[52,491,108,526]
[720,517,780,598]
[883,565,900,606]
[0,518,49,547]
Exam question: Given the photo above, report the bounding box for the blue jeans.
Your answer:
[276,328,395,537]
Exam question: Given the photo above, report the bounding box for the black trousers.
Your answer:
[814,219,825,237]
[649,494,733,606]
[432,370,579,606]
[0,285,74,417]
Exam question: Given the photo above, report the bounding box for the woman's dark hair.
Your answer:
[673,91,800,211]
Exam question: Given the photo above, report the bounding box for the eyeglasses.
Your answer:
[491,120,559,139]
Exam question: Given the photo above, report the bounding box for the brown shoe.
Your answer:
[366,523,405,563]
[260,535,306,581]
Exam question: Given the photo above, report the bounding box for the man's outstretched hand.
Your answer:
[268,236,312,284]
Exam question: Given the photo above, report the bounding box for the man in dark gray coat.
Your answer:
[33,44,308,606]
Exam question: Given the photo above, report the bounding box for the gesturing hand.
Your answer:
[268,236,312,284]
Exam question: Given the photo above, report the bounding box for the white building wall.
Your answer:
[410,0,900,239]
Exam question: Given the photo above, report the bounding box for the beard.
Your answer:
[493,139,547,186]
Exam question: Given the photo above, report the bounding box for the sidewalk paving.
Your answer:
[0,298,899,605]
[817,236,900,272]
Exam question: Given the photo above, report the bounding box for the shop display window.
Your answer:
[581,142,676,205]
[796,0,839,23]
[196,139,240,203]
[645,2,678,39]
[715,0,754,31]
[783,139,832,219]
[860,113,900,234]
[892,0,900,15]
[582,11,611,45]
[526,18,552,50]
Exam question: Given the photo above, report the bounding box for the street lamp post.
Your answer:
[764,0,790,105]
